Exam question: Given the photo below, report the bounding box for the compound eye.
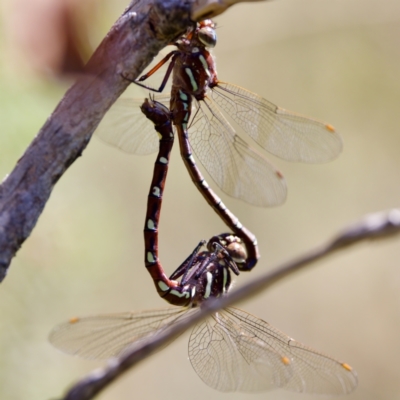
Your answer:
[226,242,247,264]
[207,234,247,264]
[198,26,217,48]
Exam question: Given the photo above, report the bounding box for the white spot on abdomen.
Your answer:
[147,252,156,263]
[147,219,155,230]
[170,290,190,298]
[158,281,169,292]
[152,186,161,197]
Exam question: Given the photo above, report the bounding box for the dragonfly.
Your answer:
[140,96,245,305]
[96,19,342,271]
[50,99,357,394]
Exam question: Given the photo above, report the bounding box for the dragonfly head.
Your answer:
[197,19,217,48]
[207,233,246,273]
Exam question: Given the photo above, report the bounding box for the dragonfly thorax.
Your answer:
[188,251,233,307]
[171,21,218,101]
[180,235,243,307]
[171,49,217,101]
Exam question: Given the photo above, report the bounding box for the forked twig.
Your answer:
[56,208,400,400]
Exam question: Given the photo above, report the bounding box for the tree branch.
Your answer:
[191,0,267,20]
[0,0,193,282]
[55,208,400,400]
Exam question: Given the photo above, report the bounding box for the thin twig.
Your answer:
[56,208,400,400]
[191,0,268,20]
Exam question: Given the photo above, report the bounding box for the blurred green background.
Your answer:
[1,0,400,399]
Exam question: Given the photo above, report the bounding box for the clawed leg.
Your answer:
[122,51,178,92]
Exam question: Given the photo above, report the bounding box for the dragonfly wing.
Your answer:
[190,307,357,394]
[49,307,195,360]
[211,82,343,163]
[189,97,287,207]
[95,98,161,155]
[189,310,287,392]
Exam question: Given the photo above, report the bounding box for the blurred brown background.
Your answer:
[1,0,400,399]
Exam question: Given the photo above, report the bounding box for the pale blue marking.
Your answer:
[204,272,213,299]
[184,68,199,91]
[158,281,169,292]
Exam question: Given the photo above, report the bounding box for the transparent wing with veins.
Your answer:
[95,97,171,155]
[211,82,343,163]
[189,96,287,207]
[49,307,196,360]
[189,307,358,394]
[49,306,357,394]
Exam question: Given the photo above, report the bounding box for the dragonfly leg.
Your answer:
[122,51,179,93]
[169,240,206,281]
[213,242,240,276]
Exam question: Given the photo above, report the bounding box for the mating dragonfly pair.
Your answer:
[50,20,357,394]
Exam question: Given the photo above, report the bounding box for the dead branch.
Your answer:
[191,0,267,20]
[55,209,400,400]
[0,0,194,281]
